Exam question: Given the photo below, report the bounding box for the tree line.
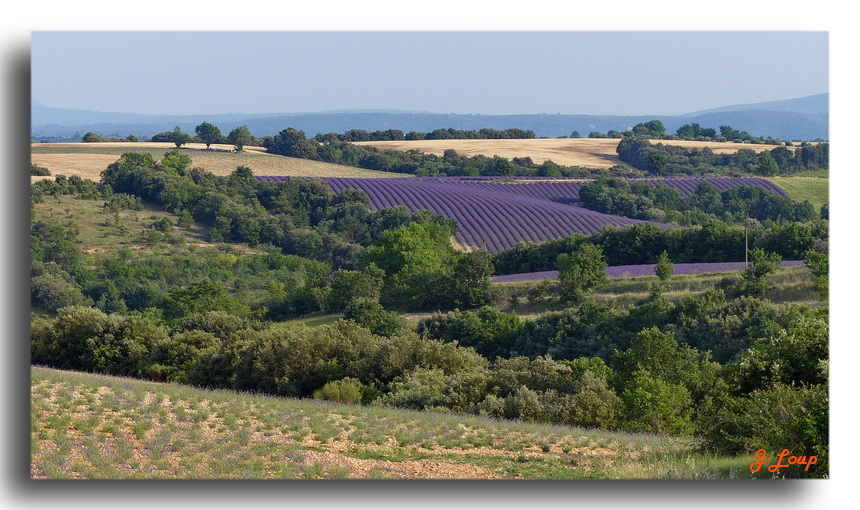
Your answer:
[616,136,829,176]
[261,127,635,178]
[30,283,828,475]
[492,220,827,275]
[314,127,536,142]
[578,177,820,225]
[588,120,802,145]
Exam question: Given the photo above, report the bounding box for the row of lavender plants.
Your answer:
[255,176,788,253]
[491,260,806,282]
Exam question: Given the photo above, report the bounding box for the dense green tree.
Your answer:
[557,243,607,303]
[450,251,494,309]
[227,125,252,151]
[195,122,222,148]
[444,307,525,360]
[343,298,409,337]
[326,265,385,312]
[30,164,51,176]
[740,248,782,296]
[631,120,666,138]
[804,249,828,300]
[732,316,828,394]
[31,262,92,313]
[655,250,674,281]
[169,126,193,148]
[756,151,780,176]
[621,369,695,436]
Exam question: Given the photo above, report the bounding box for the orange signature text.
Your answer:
[749,449,818,473]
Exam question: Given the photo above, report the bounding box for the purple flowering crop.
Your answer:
[255,176,788,254]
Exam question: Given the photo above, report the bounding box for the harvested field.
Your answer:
[31,366,757,479]
[31,142,408,182]
[354,138,793,169]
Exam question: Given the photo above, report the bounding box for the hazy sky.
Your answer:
[31,31,828,117]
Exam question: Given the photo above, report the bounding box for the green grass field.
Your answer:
[494,266,821,316]
[31,366,767,480]
[767,175,829,209]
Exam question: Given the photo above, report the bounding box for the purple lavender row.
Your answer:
[322,177,655,253]
[492,260,806,282]
[253,176,786,253]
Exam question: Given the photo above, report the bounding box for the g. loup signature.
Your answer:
[749,449,818,473]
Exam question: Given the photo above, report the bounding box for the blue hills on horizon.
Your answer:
[31,93,828,142]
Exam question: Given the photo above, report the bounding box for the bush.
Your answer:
[701,384,828,477]
[105,193,143,212]
[313,377,364,404]
[343,298,409,337]
[31,164,51,176]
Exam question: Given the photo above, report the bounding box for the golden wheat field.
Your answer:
[30,142,408,183]
[354,138,789,169]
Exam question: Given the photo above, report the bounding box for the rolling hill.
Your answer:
[31,94,828,142]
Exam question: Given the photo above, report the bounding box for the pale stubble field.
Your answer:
[353,138,784,168]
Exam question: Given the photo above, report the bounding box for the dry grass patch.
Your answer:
[31,367,756,480]
[31,142,408,181]
[355,138,792,169]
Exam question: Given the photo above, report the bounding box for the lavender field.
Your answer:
[256,176,789,253]
[492,260,806,282]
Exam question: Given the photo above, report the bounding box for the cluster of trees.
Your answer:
[675,123,787,144]
[586,120,668,140]
[492,220,827,275]
[261,128,638,178]
[587,121,790,145]
[616,136,829,176]
[313,127,536,143]
[578,178,819,225]
[149,124,256,151]
[31,164,51,176]
[31,284,828,475]
[81,132,140,143]
[33,152,497,320]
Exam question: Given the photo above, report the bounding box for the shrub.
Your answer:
[313,377,364,404]
[343,298,409,337]
[701,384,828,477]
[31,163,51,176]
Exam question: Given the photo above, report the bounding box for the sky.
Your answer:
[31,31,828,117]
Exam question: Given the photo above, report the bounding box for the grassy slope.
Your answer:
[766,175,829,209]
[495,267,820,317]
[32,193,263,256]
[31,366,764,480]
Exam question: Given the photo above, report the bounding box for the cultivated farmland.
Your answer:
[31,366,765,479]
[31,142,407,182]
[353,138,792,169]
[258,176,791,253]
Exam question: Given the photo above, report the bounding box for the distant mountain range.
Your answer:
[31,93,828,142]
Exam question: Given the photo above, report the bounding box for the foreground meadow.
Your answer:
[31,366,767,480]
